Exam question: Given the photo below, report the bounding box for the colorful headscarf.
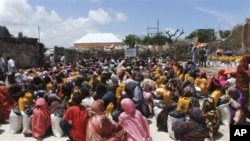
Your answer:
[227,87,241,101]
[91,99,105,115]
[121,98,136,115]
[32,97,51,138]
[202,97,220,137]
[188,107,204,123]
[119,98,151,141]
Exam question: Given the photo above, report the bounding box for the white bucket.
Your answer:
[9,109,23,134]
[51,114,64,138]
[198,98,206,109]
[153,106,163,120]
[22,113,32,133]
[167,115,184,140]
[218,103,231,126]
[153,99,164,106]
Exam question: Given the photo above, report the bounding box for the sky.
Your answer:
[0,0,249,48]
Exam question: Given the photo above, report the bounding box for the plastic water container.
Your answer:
[155,88,166,96]
[22,113,32,133]
[163,91,171,106]
[51,114,64,138]
[9,109,23,134]
[153,100,166,120]
[167,114,184,140]
[153,106,162,120]
[195,86,201,93]
[176,97,190,113]
[218,103,231,126]
[211,90,221,105]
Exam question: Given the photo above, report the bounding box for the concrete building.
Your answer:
[74,33,123,50]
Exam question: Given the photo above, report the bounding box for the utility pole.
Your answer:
[147,19,159,37]
[147,19,161,46]
[38,26,40,43]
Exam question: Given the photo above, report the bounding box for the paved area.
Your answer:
[0,116,231,141]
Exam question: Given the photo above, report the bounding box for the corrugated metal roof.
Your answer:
[75,33,123,43]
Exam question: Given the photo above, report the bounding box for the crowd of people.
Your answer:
[0,52,250,141]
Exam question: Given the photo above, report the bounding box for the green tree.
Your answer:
[186,29,216,42]
[185,31,197,39]
[123,34,141,48]
[219,30,231,38]
[151,33,167,46]
[141,35,153,45]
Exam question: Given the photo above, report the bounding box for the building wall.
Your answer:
[0,37,45,69]
[74,42,123,49]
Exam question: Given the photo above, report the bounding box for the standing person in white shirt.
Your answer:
[60,54,67,68]
[0,54,7,81]
[49,54,55,67]
[6,56,17,85]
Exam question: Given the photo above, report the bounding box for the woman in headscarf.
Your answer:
[202,97,220,141]
[235,54,250,118]
[172,107,208,141]
[29,76,46,92]
[142,80,155,117]
[46,93,65,113]
[218,69,227,88]
[0,82,16,121]
[30,97,51,140]
[226,87,245,125]
[119,98,151,141]
[86,99,126,141]
[172,107,209,141]
[124,79,150,118]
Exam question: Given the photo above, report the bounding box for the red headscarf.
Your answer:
[32,98,51,138]
[0,86,16,120]
[236,54,250,98]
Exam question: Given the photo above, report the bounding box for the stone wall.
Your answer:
[0,37,45,69]
[220,18,250,54]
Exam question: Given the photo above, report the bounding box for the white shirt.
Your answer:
[60,55,66,67]
[7,58,16,73]
[0,58,6,73]
[50,55,55,66]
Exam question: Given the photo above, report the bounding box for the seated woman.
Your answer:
[0,82,16,121]
[172,107,209,141]
[202,97,220,141]
[226,87,245,125]
[23,97,51,140]
[119,98,151,141]
[86,99,126,141]
[124,79,150,118]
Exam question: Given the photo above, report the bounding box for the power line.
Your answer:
[147,19,159,37]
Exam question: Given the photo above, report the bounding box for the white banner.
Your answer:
[125,48,136,57]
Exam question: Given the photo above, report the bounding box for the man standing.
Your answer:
[60,54,67,68]
[6,56,17,85]
[49,54,55,67]
[191,45,198,65]
[0,54,6,81]
[199,47,207,67]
